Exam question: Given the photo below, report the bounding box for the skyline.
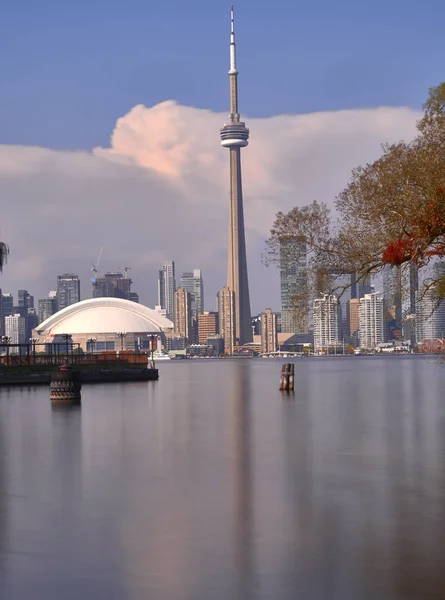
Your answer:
[0,2,433,311]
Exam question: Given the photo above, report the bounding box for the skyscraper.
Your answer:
[158,261,176,323]
[280,240,308,334]
[18,290,34,310]
[313,295,342,352]
[180,270,204,319]
[220,6,252,346]
[260,309,278,353]
[57,274,80,310]
[218,286,235,355]
[174,287,193,344]
[359,293,384,349]
[415,262,445,343]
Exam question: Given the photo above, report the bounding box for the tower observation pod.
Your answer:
[219,5,252,347]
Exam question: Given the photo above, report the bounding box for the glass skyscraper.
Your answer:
[158,261,176,323]
[280,240,308,334]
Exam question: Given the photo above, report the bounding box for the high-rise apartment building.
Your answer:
[347,298,360,341]
[5,314,26,349]
[198,312,219,344]
[313,295,342,352]
[280,239,308,334]
[218,286,235,355]
[260,308,278,353]
[57,274,80,310]
[174,287,192,344]
[38,292,58,324]
[158,261,176,323]
[220,7,252,346]
[93,272,132,300]
[180,270,204,320]
[359,293,384,349]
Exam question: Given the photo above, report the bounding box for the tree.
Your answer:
[266,84,445,308]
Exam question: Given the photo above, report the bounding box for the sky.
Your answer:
[0,0,442,312]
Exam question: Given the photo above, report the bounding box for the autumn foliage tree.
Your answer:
[267,83,445,306]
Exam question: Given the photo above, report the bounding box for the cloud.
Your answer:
[0,102,419,312]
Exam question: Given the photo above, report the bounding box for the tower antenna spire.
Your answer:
[229,4,237,75]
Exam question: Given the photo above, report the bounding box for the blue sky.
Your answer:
[0,0,443,150]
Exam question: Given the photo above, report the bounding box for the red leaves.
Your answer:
[382,239,414,265]
[382,187,445,266]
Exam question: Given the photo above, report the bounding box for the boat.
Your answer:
[150,351,172,362]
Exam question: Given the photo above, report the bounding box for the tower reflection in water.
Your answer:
[230,362,256,598]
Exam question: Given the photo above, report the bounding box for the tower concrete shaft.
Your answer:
[220,5,252,345]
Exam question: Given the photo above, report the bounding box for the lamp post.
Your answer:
[1,336,11,366]
[116,332,127,352]
[29,337,38,363]
[61,334,71,362]
[87,337,97,354]
[148,334,157,368]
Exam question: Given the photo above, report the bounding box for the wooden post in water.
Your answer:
[279,363,294,391]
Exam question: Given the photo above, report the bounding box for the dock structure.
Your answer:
[0,344,158,386]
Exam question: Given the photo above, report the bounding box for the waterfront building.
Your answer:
[220,6,252,346]
[260,308,278,353]
[158,261,176,323]
[5,314,26,349]
[217,286,235,355]
[93,272,133,300]
[359,293,384,349]
[57,274,80,310]
[174,287,193,344]
[198,311,219,344]
[280,239,308,334]
[347,298,360,345]
[33,297,173,352]
[313,295,342,352]
[208,334,224,355]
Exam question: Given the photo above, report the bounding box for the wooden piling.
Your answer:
[50,363,81,405]
[279,363,294,391]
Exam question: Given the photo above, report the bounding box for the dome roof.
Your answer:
[36,298,173,336]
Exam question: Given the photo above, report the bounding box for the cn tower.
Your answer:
[220,5,252,346]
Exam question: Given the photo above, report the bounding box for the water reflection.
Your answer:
[0,359,445,599]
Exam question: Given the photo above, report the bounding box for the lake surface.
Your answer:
[1,357,445,599]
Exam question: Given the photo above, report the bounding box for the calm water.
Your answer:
[1,357,445,599]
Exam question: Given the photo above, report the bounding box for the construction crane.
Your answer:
[120,266,131,279]
[91,246,104,283]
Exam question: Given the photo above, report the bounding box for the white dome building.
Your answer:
[33,298,174,352]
